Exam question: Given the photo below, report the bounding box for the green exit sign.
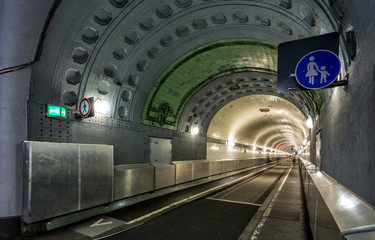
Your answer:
[46,105,67,119]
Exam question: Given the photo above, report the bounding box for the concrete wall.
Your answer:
[0,0,53,217]
[0,1,54,236]
[72,121,207,164]
[314,25,375,206]
[27,100,207,165]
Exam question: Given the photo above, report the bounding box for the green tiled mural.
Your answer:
[142,39,278,129]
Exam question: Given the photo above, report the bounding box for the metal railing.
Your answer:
[299,158,375,240]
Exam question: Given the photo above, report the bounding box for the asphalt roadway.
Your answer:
[104,164,290,240]
[12,161,308,240]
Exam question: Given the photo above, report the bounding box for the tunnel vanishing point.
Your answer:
[1,0,375,238]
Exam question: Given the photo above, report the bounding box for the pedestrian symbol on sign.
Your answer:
[295,50,340,90]
[305,56,319,85]
[317,66,330,84]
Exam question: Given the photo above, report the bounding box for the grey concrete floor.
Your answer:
[253,163,313,240]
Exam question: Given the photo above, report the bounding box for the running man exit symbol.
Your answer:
[295,50,340,90]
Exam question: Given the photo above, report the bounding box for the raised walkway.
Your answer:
[240,161,313,240]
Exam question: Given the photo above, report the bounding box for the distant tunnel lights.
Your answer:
[226,139,235,147]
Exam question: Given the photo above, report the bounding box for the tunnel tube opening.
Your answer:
[139,39,317,162]
[206,95,309,160]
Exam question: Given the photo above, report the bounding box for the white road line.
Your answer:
[123,165,273,225]
[206,197,262,207]
[249,165,293,240]
[90,218,113,227]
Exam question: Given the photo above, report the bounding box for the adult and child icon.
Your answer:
[305,56,330,85]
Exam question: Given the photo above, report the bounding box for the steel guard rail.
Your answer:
[298,158,375,240]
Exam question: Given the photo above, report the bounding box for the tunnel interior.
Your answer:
[3,0,375,236]
[206,94,309,157]
[28,0,335,163]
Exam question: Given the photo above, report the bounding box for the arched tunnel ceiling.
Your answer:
[207,95,308,152]
[30,0,337,152]
[177,71,316,137]
[141,39,278,130]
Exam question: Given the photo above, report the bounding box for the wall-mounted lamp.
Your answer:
[95,99,109,116]
[191,126,199,135]
[306,117,313,129]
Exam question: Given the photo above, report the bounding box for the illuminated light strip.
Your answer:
[206,197,262,207]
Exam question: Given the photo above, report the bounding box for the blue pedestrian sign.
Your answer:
[295,50,340,90]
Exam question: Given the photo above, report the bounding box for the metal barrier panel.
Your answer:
[345,231,375,240]
[23,141,113,223]
[154,165,175,189]
[315,191,341,239]
[306,173,317,237]
[193,162,210,180]
[174,162,193,184]
[114,164,154,200]
[299,158,375,240]
[210,161,222,175]
[239,159,250,169]
[80,144,114,209]
[221,160,232,172]
[232,160,240,171]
